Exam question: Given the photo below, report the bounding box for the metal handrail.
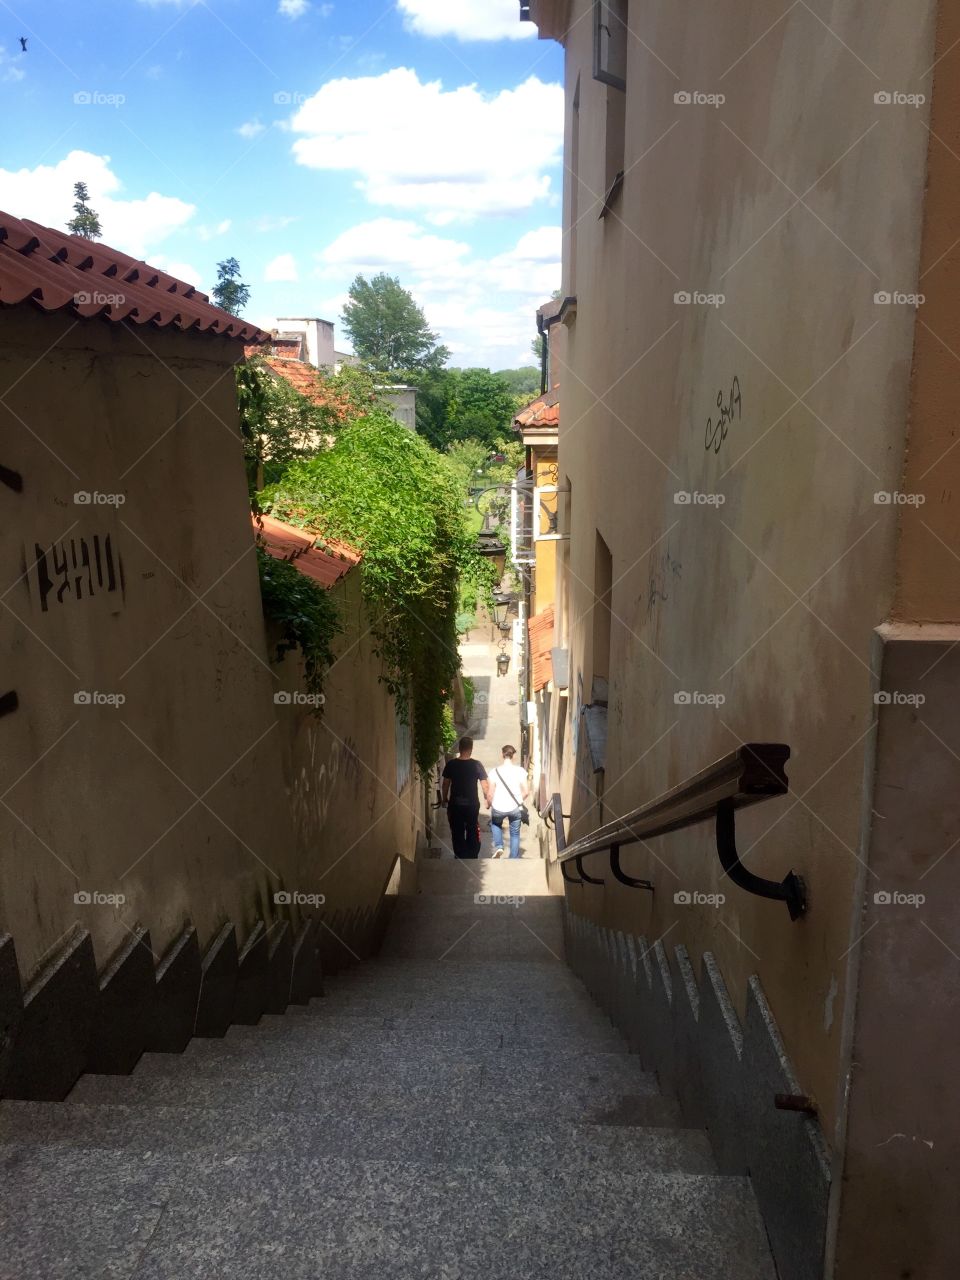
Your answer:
[552,743,806,920]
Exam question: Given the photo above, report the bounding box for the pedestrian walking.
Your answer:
[441,736,490,859]
[487,744,529,859]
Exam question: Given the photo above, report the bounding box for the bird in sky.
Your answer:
[19,36,27,52]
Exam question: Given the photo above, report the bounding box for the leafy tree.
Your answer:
[67,181,101,240]
[341,273,449,373]
[496,366,541,401]
[413,367,518,451]
[263,412,489,770]
[213,257,251,315]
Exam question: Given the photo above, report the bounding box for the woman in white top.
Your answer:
[486,744,530,859]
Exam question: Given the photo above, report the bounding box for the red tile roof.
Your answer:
[246,354,354,423]
[255,513,361,589]
[514,385,559,432]
[0,210,268,342]
[528,605,555,691]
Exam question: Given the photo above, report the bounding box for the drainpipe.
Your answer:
[537,310,548,396]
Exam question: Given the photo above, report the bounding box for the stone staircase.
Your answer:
[0,859,776,1278]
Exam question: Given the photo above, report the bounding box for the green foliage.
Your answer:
[67,181,101,240]
[342,273,449,373]
[497,366,541,401]
[414,367,517,451]
[262,411,489,772]
[255,544,341,704]
[213,257,251,315]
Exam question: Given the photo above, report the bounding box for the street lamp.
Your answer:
[496,646,511,677]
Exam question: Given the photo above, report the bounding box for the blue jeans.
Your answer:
[491,809,522,858]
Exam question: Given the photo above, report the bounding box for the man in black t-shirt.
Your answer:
[441,736,491,859]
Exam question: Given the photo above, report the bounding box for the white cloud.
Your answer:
[278,0,309,16]
[398,0,535,41]
[319,3,334,14]
[313,217,560,368]
[265,252,299,282]
[289,67,562,222]
[151,255,205,291]
[196,218,232,241]
[0,150,195,259]
[1,45,26,81]
[236,118,266,139]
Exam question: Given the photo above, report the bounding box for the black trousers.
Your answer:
[448,804,481,858]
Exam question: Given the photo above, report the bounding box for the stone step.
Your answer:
[0,1146,775,1279]
[414,858,555,897]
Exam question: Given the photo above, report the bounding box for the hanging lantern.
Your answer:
[496,648,511,677]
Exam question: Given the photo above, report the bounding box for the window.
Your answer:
[594,0,627,90]
[592,531,612,685]
[593,1,627,210]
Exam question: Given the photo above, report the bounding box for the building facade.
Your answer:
[527,2,960,1277]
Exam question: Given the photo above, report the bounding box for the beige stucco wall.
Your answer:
[268,568,424,914]
[547,0,938,1149]
[0,308,421,981]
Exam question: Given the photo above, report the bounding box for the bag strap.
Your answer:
[494,767,522,808]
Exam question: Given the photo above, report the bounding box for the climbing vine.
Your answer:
[262,410,492,771]
[255,544,341,704]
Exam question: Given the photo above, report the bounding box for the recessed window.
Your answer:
[594,0,627,91]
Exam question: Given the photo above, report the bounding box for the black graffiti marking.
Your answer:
[34,534,119,612]
[647,550,682,617]
[704,375,742,454]
[0,690,18,718]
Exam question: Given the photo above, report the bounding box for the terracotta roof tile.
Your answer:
[0,210,268,342]
[514,385,559,432]
[259,356,353,421]
[528,605,555,691]
[255,513,361,589]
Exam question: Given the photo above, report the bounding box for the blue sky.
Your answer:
[0,0,563,368]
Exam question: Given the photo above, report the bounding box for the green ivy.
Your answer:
[255,544,341,704]
[262,411,492,772]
